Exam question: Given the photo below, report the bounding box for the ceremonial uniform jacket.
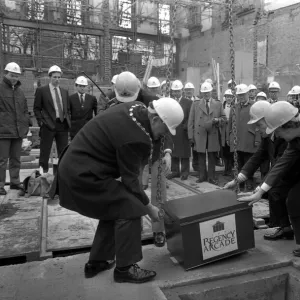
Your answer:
[69,93,97,138]
[51,102,161,220]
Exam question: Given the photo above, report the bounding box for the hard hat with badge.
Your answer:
[184,82,195,89]
[268,81,281,90]
[5,62,21,74]
[114,71,140,102]
[48,65,62,75]
[224,89,233,96]
[289,85,300,95]
[75,76,88,86]
[147,77,160,88]
[256,91,267,99]
[152,97,184,135]
[205,78,213,85]
[265,101,299,134]
[171,80,183,91]
[200,82,213,93]
[248,100,272,125]
[236,84,249,95]
[248,84,257,91]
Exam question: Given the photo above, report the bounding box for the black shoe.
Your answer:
[166,173,180,180]
[0,187,7,195]
[293,248,300,257]
[181,175,188,181]
[208,179,219,186]
[10,184,24,191]
[264,227,294,241]
[84,260,115,278]
[114,264,156,283]
[154,232,166,247]
[196,177,207,183]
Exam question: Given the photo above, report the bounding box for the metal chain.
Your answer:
[165,0,179,97]
[253,9,260,85]
[228,0,239,193]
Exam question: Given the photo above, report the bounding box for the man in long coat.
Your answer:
[188,81,226,184]
[50,98,184,284]
[167,80,192,180]
[227,84,261,191]
[69,76,97,139]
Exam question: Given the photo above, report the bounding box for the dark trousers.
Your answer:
[287,180,300,244]
[171,157,190,177]
[222,145,233,174]
[89,218,143,267]
[0,138,22,188]
[198,151,217,181]
[192,150,199,172]
[268,181,291,228]
[39,119,69,172]
[237,151,254,187]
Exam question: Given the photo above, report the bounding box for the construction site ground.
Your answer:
[0,165,284,300]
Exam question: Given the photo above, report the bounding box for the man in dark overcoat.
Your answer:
[167,80,192,180]
[50,98,184,283]
[69,76,97,139]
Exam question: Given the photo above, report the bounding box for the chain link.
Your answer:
[228,0,239,194]
[165,0,178,97]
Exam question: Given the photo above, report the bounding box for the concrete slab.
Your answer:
[47,214,96,251]
[0,218,40,260]
[0,196,42,221]
[0,230,298,300]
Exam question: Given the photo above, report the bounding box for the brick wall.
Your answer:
[179,2,300,97]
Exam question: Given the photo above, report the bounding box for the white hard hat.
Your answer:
[184,82,195,89]
[48,65,62,75]
[236,84,249,95]
[5,62,21,74]
[289,85,300,95]
[205,79,213,85]
[114,71,140,102]
[152,98,184,135]
[256,92,267,99]
[171,80,183,91]
[111,75,118,84]
[248,100,272,125]
[268,81,281,90]
[200,82,213,93]
[147,77,160,88]
[248,84,257,91]
[265,101,299,134]
[224,89,233,96]
[287,90,293,96]
[75,76,88,86]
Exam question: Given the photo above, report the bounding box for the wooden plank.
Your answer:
[40,198,53,260]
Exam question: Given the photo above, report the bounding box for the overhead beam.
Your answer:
[2,17,104,36]
[2,17,175,43]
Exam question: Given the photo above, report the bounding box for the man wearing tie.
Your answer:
[188,82,226,184]
[69,76,97,140]
[34,65,71,174]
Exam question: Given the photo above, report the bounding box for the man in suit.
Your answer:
[188,81,226,184]
[167,80,192,181]
[33,65,71,174]
[69,76,97,140]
